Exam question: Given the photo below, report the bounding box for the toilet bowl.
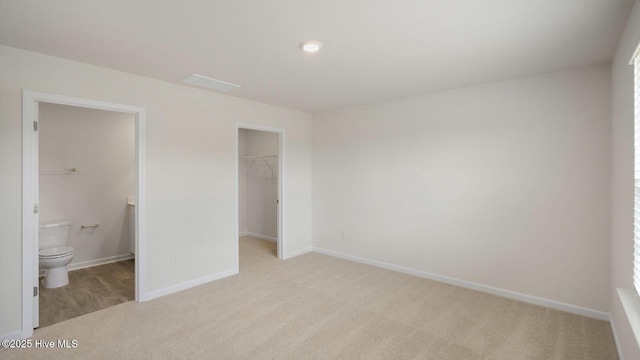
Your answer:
[39,220,75,288]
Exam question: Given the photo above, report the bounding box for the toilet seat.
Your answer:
[39,246,74,258]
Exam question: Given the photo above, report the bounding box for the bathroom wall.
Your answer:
[39,102,135,267]
[238,129,279,240]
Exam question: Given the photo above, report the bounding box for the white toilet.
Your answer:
[39,220,75,288]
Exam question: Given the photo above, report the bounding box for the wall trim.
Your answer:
[312,247,610,321]
[234,122,286,267]
[0,331,22,341]
[284,247,312,260]
[145,268,238,301]
[239,231,248,237]
[610,313,626,360]
[21,90,147,339]
[69,254,135,272]
[617,288,640,353]
[246,232,277,242]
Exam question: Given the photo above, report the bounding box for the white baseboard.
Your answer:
[0,330,22,341]
[239,231,248,237]
[145,268,238,301]
[69,254,135,272]
[38,253,135,277]
[246,232,277,242]
[312,247,610,321]
[284,247,312,260]
[609,314,625,360]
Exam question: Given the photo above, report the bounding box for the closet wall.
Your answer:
[239,129,279,240]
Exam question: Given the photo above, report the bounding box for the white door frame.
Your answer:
[234,122,286,266]
[21,90,147,338]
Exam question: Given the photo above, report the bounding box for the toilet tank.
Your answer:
[39,220,71,249]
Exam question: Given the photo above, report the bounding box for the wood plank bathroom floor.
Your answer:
[38,259,134,328]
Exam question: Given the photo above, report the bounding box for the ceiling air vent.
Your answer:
[181,74,240,92]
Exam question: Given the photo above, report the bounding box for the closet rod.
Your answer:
[241,155,277,177]
[40,167,77,172]
[240,155,277,160]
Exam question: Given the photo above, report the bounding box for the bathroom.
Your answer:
[37,102,136,327]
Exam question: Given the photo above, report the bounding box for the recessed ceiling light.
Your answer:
[300,40,322,53]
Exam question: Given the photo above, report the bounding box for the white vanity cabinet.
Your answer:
[129,207,135,255]
[127,196,135,255]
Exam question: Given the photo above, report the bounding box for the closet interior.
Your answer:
[238,129,279,258]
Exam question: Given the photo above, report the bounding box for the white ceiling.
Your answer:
[0,0,634,112]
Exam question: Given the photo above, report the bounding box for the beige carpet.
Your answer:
[1,236,618,359]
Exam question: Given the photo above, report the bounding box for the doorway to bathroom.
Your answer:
[38,103,135,327]
[21,91,146,338]
[235,123,285,270]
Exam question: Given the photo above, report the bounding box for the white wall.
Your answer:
[611,0,640,358]
[313,64,611,313]
[0,45,312,338]
[39,103,135,265]
[246,129,279,156]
